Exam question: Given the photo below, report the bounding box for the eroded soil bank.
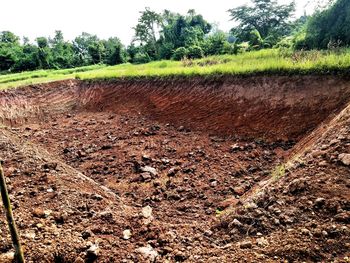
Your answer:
[0,75,349,262]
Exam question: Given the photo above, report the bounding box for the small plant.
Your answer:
[271,164,286,180]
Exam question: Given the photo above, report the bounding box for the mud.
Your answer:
[0,76,349,262]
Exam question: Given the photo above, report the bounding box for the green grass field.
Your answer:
[1,48,350,90]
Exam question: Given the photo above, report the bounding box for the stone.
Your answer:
[314,197,326,207]
[230,144,241,152]
[301,228,311,236]
[135,245,159,261]
[82,229,93,239]
[239,241,252,249]
[210,180,218,187]
[74,257,85,263]
[218,197,239,209]
[142,206,153,218]
[167,167,179,177]
[86,243,99,259]
[142,206,154,225]
[140,172,152,182]
[123,229,132,240]
[256,237,269,247]
[141,166,157,176]
[0,252,14,262]
[91,194,103,201]
[318,160,328,167]
[338,153,350,166]
[233,186,245,195]
[32,208,46,218]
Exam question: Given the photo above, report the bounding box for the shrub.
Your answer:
[187,45,204,59]
[172,47,188,61]
[132,52,151,64]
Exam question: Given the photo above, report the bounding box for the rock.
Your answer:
[101,145,113,150]
[32,208,51,218]
[318,160,328,167]
[210,180,218,187]
[141,166,157,176]
[42,162,58,171]
[74,257,85,263]
[91,194,103,201]
[218,197,239,209]
[136,245,159,261]
[142,155,152,161]
[229,144,241,152]
[54,211,68,224]
[338,153,350,166]
[0,252,14,262]
[140,172,152,182]
[82,229,93,239]
[123,229,132,240]
[334,212,350,223]
[24,231,36,240]
[239,241,252,249]
[142,206,153,218]
[86,243,99,260]
[256,237,269,247]
[301,228,311,236]
[99,211,114,222]
[167,167,179,177]
[232,218,243,227]
[233,186,246,195]
[314,197,326,208]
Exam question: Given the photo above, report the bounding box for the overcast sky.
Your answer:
[1,0,316,45]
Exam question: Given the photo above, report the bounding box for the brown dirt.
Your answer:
[0,76,349,262]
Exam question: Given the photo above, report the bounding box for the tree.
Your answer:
[73,33,103,65]
[102,37,126,65]
[229,0,295,46]
[133,8,162,59]
[50,30,75,69]
[0,31,19,44]
[300,0,350,49]
[36,37,52,69]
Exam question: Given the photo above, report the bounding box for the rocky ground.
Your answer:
[0,79,349,262]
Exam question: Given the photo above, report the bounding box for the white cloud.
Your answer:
[0,0,315,45]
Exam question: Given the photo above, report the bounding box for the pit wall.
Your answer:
[1,75,350,141]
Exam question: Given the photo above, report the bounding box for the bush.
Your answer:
[187,45,204,59]
[172,47,188,60]
[132,52,151,64]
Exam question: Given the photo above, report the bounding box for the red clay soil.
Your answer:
[0,76,349,262]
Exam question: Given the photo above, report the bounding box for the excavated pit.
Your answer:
[0,75,349,262]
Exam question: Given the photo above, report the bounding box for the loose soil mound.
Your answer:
[0,76,349,262]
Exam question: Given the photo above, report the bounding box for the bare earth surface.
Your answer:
[0,77,349,262]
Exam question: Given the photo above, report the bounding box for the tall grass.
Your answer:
[1,49,350,90]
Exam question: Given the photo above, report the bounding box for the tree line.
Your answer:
[0,0,348,73]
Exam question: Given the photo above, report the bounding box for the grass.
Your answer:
[1,48,350,90]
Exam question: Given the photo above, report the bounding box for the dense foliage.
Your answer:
[229,0,296,48]
[0,0,348,74]
[0,31,126,73]
[296,0,350,49]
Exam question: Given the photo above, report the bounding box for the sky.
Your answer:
[1,0,317,45]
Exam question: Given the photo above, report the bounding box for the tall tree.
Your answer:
[133,8,162,59]
[229,0,295,46]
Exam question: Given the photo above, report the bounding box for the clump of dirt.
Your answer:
[0,76,349,262]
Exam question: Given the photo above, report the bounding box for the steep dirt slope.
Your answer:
[219,101,350,262]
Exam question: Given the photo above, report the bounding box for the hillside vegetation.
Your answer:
[1,48,350,90]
